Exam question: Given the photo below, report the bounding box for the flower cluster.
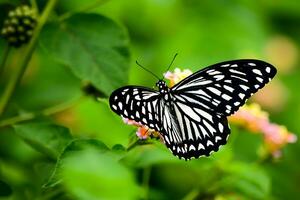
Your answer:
[164,68,193,87]
[1,5,37,47]
[229,103,297,158]
[122,118,160,140]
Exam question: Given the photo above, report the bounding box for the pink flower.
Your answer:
[229,103,297,158]
[122,116,158,140]
[164,68,193,86]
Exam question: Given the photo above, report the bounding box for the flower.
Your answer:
[122,116,159,140]
[164,68,193,86]
[229,103,297,158]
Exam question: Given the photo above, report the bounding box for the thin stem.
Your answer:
[0,0,58,116]
[0,45,10,76]
[182,189,199,200]
[58,0,109,21]
[126,135,140,151]
[141,167,151,200]
[30,0,39,14]
[0,97,82,128]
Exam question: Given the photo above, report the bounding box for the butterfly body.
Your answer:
[109,59,277,160]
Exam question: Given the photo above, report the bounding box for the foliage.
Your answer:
[0,0,299,200]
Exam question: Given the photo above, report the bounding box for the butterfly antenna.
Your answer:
[162,53,178,80]
[136,60,160,80]
[167,53,178,71]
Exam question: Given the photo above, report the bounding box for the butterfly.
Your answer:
[109,59,277,160]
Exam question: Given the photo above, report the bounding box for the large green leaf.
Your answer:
[220,162,271,199]
[61,149,139,200]
[122,141,178,167]
[40,13,130,96]
[13,122,73,160]
[44,139,109,188]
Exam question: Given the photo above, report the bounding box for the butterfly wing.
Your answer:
[109,86,162,131]
[171,59,277,115]
[159,97,230,159]
[161,59,276,159]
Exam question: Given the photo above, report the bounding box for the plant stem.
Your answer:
[0,0,58,116]
[126,135,140,151]
[58,0,109,21]
[182,189,199,200]
[0,97,82,128]
[0,45,10,76]
[30,0,39,14]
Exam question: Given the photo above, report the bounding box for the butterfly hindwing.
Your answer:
[109,86,161,131]
[171,59,277,116]
[160,97,230,159]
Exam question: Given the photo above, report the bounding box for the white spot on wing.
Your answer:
[222,94,232,101]
[207,87,221,95]
[256,77,264,83]
[266,67,271,73]
[215,136,222,142]
[234,102,240,106]
[189,145,196,151]
[229,69,246,76]
[207,140,214,146]
[118,102,123,110]
[252,69,262,75]
[198,143,205,150]
[133,90,138,95]
[214,75,225,81]
[239,93,245,99]
[218,123,224,132]
[136,111,140,118]
[221,64,230,67]
[142,106,146,114]
[224,85,234,92]
[240,85,249,91]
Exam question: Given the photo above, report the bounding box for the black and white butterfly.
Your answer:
[109,59,276,160]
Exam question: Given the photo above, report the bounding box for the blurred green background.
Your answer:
[0,0,299,199]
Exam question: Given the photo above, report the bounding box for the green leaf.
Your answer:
[13,122,73,160]
[122,141,178,167]
[40,13,130,96]
[44,139,109,188]
[0,180,12,196]
[61,149,139,200]
[220,162,271,199]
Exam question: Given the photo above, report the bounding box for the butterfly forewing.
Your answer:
[109,86,161,131]
[171,59,277,116]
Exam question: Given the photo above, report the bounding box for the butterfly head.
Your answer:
[156,80,169,94]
